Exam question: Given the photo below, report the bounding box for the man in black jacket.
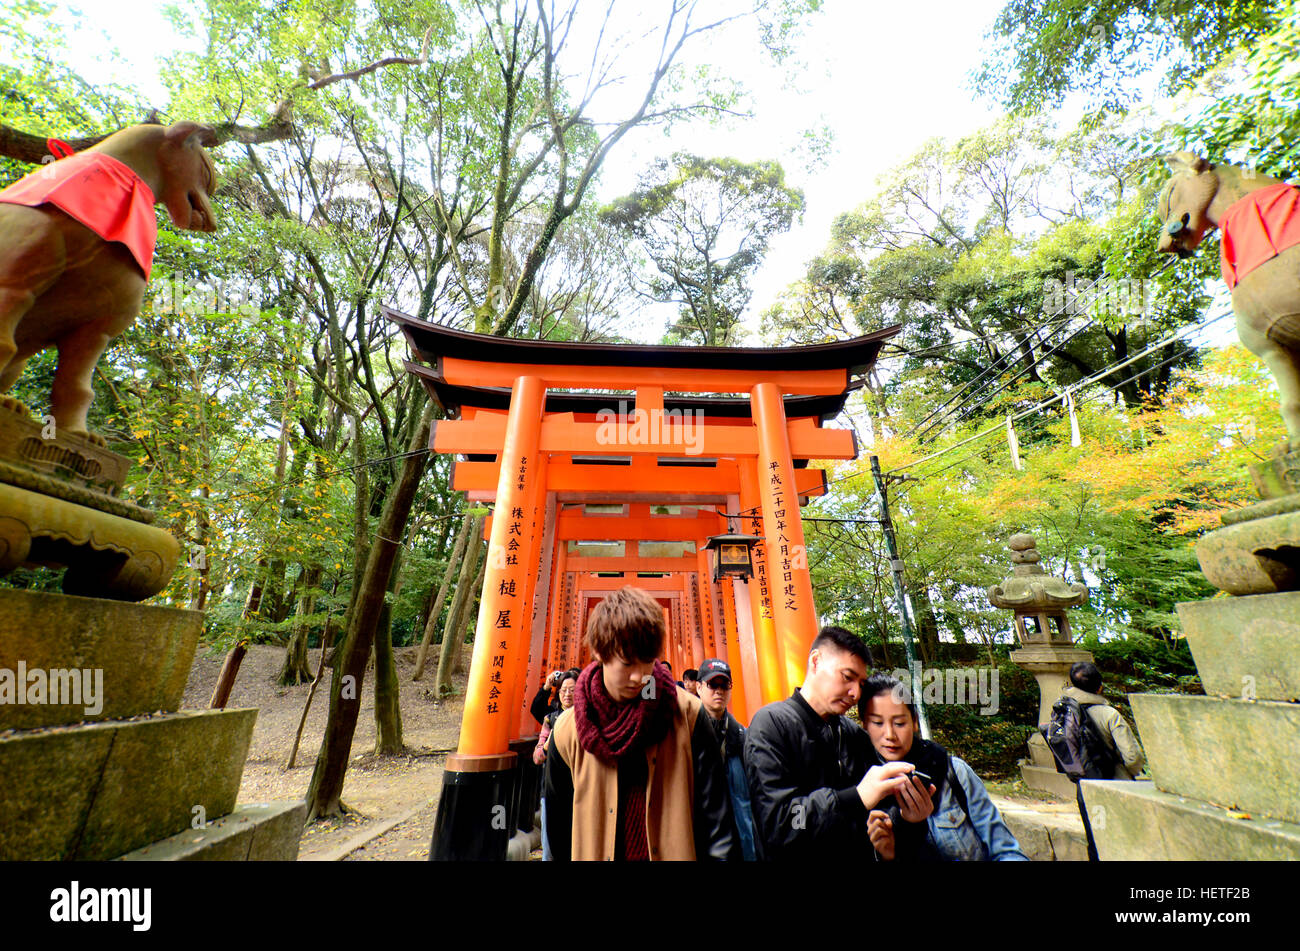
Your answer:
[743,626,929,862]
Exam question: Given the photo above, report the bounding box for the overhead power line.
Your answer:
[897,311,1233,479]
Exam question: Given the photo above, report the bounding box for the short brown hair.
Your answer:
[586,587,665,662]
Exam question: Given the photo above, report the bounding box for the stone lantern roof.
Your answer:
[987,533,1088,612]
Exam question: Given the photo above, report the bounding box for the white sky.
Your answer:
[595,0,1007,337]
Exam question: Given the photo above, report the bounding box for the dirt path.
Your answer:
[183,643,469,861]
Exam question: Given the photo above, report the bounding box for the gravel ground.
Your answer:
[183,643,468,860]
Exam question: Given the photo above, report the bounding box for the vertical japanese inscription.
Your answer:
[748,508,773,621]
[768,459,797,613]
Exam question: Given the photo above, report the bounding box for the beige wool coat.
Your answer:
[551,688,704,861]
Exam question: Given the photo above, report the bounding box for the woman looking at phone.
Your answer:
[859,673,1028,862]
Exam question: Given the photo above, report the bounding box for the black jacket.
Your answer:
[544,699,740,861]
[743,690,925,862]
[530,686,559,728]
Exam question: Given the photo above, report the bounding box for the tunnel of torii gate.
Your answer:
[385,306,899,860]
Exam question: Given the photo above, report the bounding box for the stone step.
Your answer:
[0,708,255,860]
[1130,693,1300,825]
[118,801,307,861]
[1176,593,1300,702]
[1020,763,1078,800]
[0,588,201,730]
[1082,779,1300,860]
[992,797,1088,861]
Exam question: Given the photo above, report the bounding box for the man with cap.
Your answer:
[697,658,756,860]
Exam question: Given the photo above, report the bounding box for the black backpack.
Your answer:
[1041,696,1116,781]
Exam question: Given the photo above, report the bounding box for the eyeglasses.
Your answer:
[703,679,732,690]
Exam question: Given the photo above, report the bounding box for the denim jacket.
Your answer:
[710,710,757,860]
[725,749,757,861]
[924,756,1029,862]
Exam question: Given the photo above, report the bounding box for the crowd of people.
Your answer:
[530,585,1142,862]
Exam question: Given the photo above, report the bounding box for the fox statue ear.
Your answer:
[1164,151,1209,174]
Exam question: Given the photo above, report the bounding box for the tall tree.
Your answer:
[601,154,804,345]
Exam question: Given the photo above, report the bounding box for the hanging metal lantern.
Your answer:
[704,533,760,583]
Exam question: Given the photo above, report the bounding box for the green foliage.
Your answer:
[930,707,1037,781]
[975,0,1284,115]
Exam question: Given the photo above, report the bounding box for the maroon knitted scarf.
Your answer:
[573,659,678,763]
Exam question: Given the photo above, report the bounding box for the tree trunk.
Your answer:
[262,558,291,624]
[285,579,338,770]
[413,511,471,680]
[373,547,404,754]
[304,402,432,821]
[436,514,485,695]
[209,642,248,709]
[454,541,489,676]
[278,564,322,685]
[242,557,268,620]
[911,582,941,664]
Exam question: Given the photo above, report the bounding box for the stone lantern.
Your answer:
[987,533,1092,797]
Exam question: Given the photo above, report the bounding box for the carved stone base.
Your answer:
[0,408,131,497]
[0,481,178,601]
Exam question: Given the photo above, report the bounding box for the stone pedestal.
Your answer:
[1010,644,1094,796]
[0,387,302,862]
[1086,567,1300,858]
[1010,645,1096,729]
[1176,590,1300,700]
[1083,781,1300,860]
[0,708,256,860]
[0,589,199,729]
[0,585,302,860]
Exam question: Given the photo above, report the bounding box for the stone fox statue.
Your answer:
[1158,152,1300,450]
[0,121,218,442]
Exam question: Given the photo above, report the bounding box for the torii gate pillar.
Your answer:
[431,375,545,861]
[752,381,819,691]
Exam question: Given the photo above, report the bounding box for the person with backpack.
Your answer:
[1053,661,1146,780]
[1047,661,1146,861]
[859,673,1028,862]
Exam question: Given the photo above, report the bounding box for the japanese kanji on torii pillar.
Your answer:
[386,306,899,860]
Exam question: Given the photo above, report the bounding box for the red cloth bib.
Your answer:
[0,151,157,279]
[1219,182,1300,290]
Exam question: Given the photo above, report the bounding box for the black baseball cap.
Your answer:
[698,658,732,685]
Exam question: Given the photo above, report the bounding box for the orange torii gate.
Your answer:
[386,308,897,860]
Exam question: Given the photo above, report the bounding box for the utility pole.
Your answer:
[870,455,930,739]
